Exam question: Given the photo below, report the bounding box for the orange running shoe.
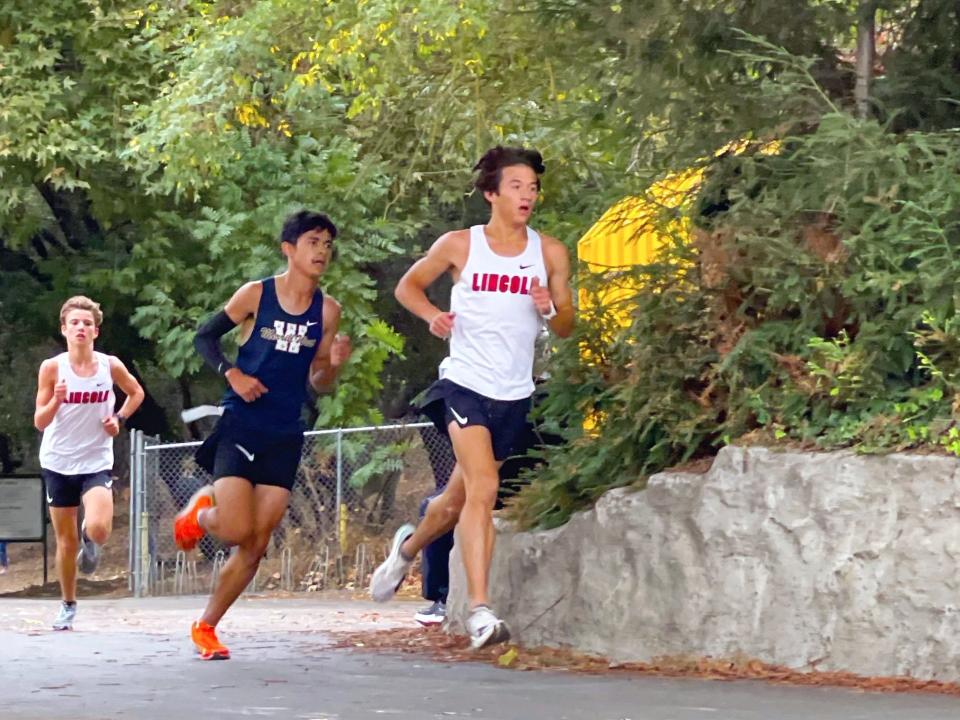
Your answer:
[173,486,214,551]
[191,620,230,660]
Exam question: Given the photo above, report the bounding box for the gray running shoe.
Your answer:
[77,525,101,575]
[370,523,415,602]
[52,601,77,631]
[467,605,510,649]
[414,600,446,627]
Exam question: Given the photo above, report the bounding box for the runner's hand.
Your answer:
[330,333,352,368]
[102,415,121,437]
[429,311,455,339]
[225,369,268,402]
[53,378,67,402]
[530,278,554,315]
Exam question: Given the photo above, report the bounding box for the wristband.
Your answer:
[541,301,558,321]
[115,414,127,426]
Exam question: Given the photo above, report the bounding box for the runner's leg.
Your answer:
[80,484,113,545]
[197,475,256,546]
[49,506,80,602]
[200,482,290,627]
[445,424,500,609]
[400,465,466,558]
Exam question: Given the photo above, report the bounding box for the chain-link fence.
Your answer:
[128,423,453,597]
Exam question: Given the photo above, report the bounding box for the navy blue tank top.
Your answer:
[221,277,324,434]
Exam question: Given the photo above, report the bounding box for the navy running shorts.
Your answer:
[42,468,113,508]
[195,412,303,491]
[418,379,532,462]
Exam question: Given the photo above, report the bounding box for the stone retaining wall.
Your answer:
[448,446,960,680]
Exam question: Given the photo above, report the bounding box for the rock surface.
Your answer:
[448,446,960,680]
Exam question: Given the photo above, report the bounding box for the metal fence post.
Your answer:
[138,434,152,597]
[132,429,144,596]
[335,428,345,552]
[128,429,138,592]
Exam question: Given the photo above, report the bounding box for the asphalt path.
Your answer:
[2,596,958,720]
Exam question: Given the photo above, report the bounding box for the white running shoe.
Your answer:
[52,601,77,631]
[370,523,415,602]
[77,523,101,575]
[414,600,446,627]
[467,605,510,649]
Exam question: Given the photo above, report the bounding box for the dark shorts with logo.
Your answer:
[418,379,532,462]
[42,468,113,508]
[195,412,303,491]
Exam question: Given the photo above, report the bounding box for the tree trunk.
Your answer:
[855,1,877,119]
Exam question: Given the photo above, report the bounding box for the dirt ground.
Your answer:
[0,511,131,598]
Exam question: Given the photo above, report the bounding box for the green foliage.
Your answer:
[5,1,960,527]
[346,440,408,490]
[316,320,405,427]
[110,0,646,427]
[0,0,196,450]
[0,0,632,448]
[877,0,960,132]
[514,253,723,529]
[515,31,960,528]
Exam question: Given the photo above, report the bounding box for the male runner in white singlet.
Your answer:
[35,296,144,630]
[370,146,574,648]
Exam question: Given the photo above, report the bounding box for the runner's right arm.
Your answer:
[195,282,268,402]
[195,310,238,376]
[395,231,466,338]
[34,359,65,431]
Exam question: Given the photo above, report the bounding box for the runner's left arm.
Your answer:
[541,237,575,338]
[105,357,145,436]
[309,296,352,393]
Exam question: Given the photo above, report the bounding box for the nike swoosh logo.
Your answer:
[46,493,53,504]
[305,321,319,327]
[450,407,469,426]
[519,264,534,270]
[235,443,255,462]
[105,479,114,489]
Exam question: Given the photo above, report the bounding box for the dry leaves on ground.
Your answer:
[330,627,960,697]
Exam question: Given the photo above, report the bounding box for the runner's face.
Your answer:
[487,164,539,225]
[288,228,334,278]
[61,310,98,346]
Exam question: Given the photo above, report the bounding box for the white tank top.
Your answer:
[39,352,115,475]
[444,225,548,400]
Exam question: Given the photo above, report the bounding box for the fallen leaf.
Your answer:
[498,647,519,667]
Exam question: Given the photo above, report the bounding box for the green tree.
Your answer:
[515,4,960,528]
[0,1,195,466]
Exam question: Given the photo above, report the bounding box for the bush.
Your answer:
[514,55,960,529]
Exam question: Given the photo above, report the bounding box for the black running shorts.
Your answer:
[195,412,303,491]
[42,468,113,508]
[418,379,532,462]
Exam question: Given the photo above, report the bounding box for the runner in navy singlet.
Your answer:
[173,210,352,660]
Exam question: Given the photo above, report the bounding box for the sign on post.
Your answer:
[0,475,48,583]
